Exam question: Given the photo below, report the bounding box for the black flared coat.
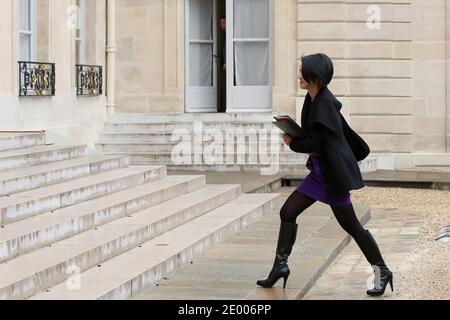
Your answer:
[290,87,370,197]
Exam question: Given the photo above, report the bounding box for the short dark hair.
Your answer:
[220,16,226,20]
[300,53,334,88]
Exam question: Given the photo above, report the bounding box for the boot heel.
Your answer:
[389,275,394,292]
[283,274,290,289]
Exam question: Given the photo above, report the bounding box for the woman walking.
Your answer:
[257,53,393,296]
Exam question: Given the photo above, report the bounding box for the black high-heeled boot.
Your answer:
[367,265,393,296]
[362,230,394,296]
[256,222,298,289]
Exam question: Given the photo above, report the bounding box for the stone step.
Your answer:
[359,155,394,172]
[104,123,275,133]
[0,174,205,265]
[0,166,167,226]
[0,145,87,172]
[0,155,129,196]
[126,154,383,173]
[100,132,285,144]
[0,132,46,152]
[29,193,283,300]
[100,152,307,164]
[96,142,291,153]
[0,184,239,300]
[163,159,379,174]
[163,163,308,174]
[107,113,274,124]
[100,132,177,143]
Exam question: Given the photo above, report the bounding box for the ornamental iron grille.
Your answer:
[76,64,103,96]
[18,61,56,97]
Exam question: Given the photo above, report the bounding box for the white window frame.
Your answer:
[226,0,273,113]
[18,0,36,61]
[184,0,218,113]
[75,0,86,65]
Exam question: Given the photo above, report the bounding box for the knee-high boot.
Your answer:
[256,222,298,289]
[357,230,393,296]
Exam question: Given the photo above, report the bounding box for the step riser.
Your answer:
[161,162,376,174]
[100,134,173,143]
[99,196,283,300]
[163,164,308,173]
[128,157,375,174]
[100,134,288,144]
[0,177,209,299]
[105,123,274,133]
[0,146,87,172]
[108,114,274,123]
[357,159,378,173]
[0,134,45,152]
[0,176,205,265]
[114,153,305,164]
[97,144,290,153]
[1,167,167,226]
[0,157,130,197]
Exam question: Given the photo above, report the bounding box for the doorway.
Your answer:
[185,0,273,113]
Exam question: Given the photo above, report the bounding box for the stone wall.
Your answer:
[297,0,414,155]
[272,0,299,117]
[296,0,450,168]
[115,0,184,113]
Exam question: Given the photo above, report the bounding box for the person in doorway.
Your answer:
[256,53,393,297]
[218,16,227,113]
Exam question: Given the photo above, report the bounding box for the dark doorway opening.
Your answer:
[217,0,226,113]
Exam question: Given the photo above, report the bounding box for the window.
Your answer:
[75,0,86,64]
[19,0,35,61]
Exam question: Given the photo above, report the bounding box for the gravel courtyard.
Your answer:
[350,186,450,300]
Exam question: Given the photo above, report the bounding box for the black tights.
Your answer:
[280,190,385,266]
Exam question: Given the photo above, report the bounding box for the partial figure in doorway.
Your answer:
[218,16,227,113]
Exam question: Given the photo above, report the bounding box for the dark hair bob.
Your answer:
[300,53,334,89]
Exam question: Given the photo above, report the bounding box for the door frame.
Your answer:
[184,0,273,113]
[225,0,273,113]
[184,0,218,113]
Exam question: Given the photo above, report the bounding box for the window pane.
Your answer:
[20,0,31,31]
[20,34,31,61]
[234,0,270,39]
[190,43,213,86]
[234,41,269,86]
[189,0,212,40]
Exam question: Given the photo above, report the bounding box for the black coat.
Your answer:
[290,87,370,197]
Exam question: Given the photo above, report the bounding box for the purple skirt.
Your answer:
[296,155,352,206]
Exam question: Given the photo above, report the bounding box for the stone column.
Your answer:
[106,0,116,114]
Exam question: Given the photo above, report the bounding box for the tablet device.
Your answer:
[273,115,306,138]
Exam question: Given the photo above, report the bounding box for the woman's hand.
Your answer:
[282,133,292,146]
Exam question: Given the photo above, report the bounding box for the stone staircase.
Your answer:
[0,131,283,300]
[96,113,309,173]
[96,113,391,174]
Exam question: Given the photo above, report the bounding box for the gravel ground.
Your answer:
[351,186,450,300]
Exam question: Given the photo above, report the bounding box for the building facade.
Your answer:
[0,0,106,149]
[1,0,450,168]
